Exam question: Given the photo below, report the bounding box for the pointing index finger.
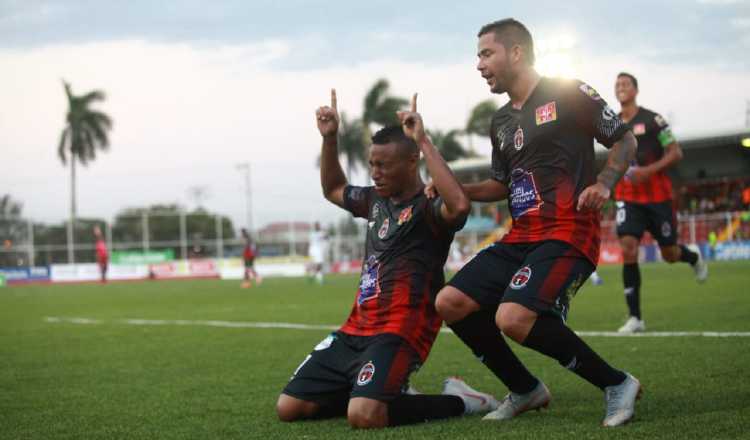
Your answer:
[331,89,337,112]
[411,93,417,112]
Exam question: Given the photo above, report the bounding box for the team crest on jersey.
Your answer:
[357,361,376,386]
[510,266,532,290]
[633,123,646,135]
[513,127,524,150]
[398,206,413,225]
[578,83,602,101]
[535,101,557,125]
[378,218,390,239]
[509,168,543,219]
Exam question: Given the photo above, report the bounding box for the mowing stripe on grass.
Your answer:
[44,316,750,337]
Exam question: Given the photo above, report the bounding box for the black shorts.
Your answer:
[616,200,677,246]
[244,257,254,268]
[282,331,421,405]
[448,240,593,321]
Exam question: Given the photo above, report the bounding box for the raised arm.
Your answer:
[397,94,470,227]
[577,130,637,211]
[462,179,509,202]
[316,89,348,209]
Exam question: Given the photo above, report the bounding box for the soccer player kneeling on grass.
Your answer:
[276,90,498,429]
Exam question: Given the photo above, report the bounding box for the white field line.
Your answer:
[43,317,750,337]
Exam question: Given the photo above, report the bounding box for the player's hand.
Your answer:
[316,89,339,139]
[424,181,439,199]
[397,93,426,144]
[577,182,610,212]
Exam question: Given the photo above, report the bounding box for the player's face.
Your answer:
[369,142,413,199]
[477,33,513,94]
[615,76,638,105]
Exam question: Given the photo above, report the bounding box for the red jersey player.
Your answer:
[93,226,108,283]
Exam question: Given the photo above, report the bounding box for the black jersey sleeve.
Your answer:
[489,116,509,184]
[343,185,373,219]
[571,81,629,148]
[426,196,467,234]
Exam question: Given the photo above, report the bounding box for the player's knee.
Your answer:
[496,304,535,343]
[661,246,679,263]
[276,394,308,422]
[435,287,479,324]
[347,400,387,429]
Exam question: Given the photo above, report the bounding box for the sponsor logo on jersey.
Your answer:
[372,203,380,218]
[535,101,557,125]
[358,256,380,305]
[579,83,602,100]
[510,266,532,290]
[357,361,376,386]
[633,123,646,135]
[602,106,617,121]
[398,206,413,225]
[654,114,667,127]
[513,127,524,151]
[378,218,389,239]
[509,169,543,219]
[496,127,507,150]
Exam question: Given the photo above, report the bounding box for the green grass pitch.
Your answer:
[1,261,749,439]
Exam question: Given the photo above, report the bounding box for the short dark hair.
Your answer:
[617,72,638,90]
[478,18,535,66]
[371,125,418,157]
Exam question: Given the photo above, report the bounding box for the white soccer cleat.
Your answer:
[442,377,499,415]
[687,244,708,283]
[602,373,642,427]
[618,316,645,333]
[482,380,551,421]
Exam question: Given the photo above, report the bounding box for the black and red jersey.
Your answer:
[490,77,629,264]
[614,107,676,203]
[339,185,463,361]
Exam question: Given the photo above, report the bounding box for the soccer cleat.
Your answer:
[602,373,642,427]
[482,380,551,421]
[442,377,499,415]
[618,316,645,333]
[687,244,708,283]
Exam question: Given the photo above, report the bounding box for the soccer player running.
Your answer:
[613,72,707,333]
[93,226,108,283]
[241,228,261,288]
[276,90,498,429]
[431,19,641,427]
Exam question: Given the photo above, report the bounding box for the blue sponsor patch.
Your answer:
[509,169,543,219]
[357,256,380,305]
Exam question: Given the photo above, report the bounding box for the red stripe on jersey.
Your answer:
[615,171,673,203]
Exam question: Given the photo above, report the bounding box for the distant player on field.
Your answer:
[430,18,642,427]
[613,72,707,333]
[307,222,328,284]
[276,90,497,429]
[94,226,108,283]
[241,228,261,288]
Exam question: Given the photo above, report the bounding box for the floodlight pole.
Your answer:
[236,162,253,233]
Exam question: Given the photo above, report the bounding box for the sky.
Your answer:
[2,0,749,231]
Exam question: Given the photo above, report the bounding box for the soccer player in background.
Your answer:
[276,90,498,429]
[308,221,328,284]
[613,72,707,333]
[241,228,261,288]
[93,226,108,283]
[430,18,641,427]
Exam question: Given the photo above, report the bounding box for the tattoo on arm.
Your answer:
[598,132,636,189]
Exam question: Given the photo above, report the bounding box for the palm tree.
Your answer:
[362,79,408,138]
[337,112,367,180]
[465,99,498,150]
[427,129,474,162]
[58,80,113,263]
